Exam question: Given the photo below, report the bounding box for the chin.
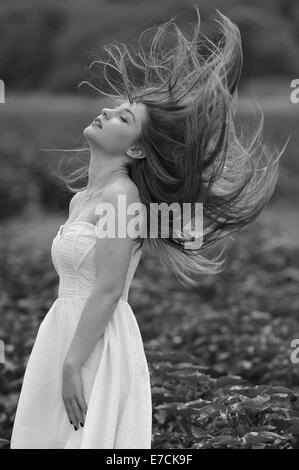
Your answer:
[83,124,97,140]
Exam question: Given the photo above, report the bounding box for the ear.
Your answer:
[126,145,146,160]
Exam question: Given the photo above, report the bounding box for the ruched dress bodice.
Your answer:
[51,221,142,301]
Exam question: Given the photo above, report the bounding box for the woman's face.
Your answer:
[83,100,148,156]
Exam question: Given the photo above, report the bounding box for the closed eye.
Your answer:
[120,117,128,123]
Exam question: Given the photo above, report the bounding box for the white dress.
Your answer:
[10,221,152,449]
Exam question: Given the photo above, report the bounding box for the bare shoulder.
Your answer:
[69,191,83,216]
[94,177,142,231]
[101,176,141,205]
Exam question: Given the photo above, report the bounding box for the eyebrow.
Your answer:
[120,107,136,123]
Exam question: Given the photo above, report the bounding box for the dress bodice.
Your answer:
[51,221,142,301]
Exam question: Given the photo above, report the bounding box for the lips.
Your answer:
[93,117,102,129]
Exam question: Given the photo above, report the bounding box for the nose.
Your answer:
[102,108,110,119]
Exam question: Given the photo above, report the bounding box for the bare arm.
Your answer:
[63,180,141,370]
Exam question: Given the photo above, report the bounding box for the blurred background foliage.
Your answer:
[0,0,299,92]
[0,0,298,219]
[0,0,299,449]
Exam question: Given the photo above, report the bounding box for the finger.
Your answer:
[63,398,74,426]
[75,396,86,426]
[62,399,70,423]
[72,396,84,426]
[76,397,87,425]
[70,398,81,429]
[77,393,88,415]
[67,399,78,429]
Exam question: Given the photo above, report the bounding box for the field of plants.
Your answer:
[0,92,299,448]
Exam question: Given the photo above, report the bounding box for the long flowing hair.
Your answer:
[57,7,287,287]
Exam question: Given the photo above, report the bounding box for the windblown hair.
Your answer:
[57,7,286,287]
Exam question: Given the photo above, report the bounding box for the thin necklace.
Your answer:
[85,187,103,201]
[84,172,128,201]
[85,191,94,201]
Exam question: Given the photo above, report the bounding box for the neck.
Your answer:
[86,150,129,193]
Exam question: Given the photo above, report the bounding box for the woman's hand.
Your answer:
[62,362,88,431]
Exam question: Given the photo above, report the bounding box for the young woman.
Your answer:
[10,7,284,448]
